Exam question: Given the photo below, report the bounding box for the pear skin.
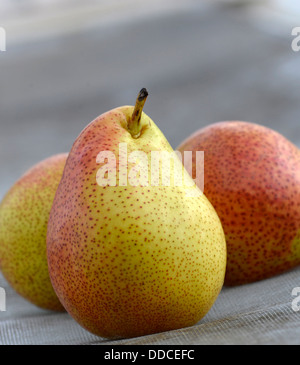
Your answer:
[177,121,300,286]
[0,154,67,311]
[47,90,226,339]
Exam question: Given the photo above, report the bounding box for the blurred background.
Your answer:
[0,0,299,200]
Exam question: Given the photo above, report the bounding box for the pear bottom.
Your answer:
[47,191,226,339]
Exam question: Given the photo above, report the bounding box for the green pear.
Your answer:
[0,154,68,311]
[47,89,226,339]
[177,121,300,285]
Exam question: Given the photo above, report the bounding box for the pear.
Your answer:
[0,154,68,311]
[177,121,300,286]
[47,89,226,339]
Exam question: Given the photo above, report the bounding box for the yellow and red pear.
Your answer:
[47,89,226,339]
[0,154,68,310]
[177,121,300,286]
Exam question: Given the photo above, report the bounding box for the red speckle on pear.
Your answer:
[178,121,300,285]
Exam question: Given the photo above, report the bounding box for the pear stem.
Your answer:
[128,88,149,138]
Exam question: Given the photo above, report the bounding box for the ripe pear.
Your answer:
[47,89,226,339]
[177,121,300,286]
[0,154,68,311]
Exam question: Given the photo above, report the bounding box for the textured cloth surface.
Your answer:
[1,267,300,345]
